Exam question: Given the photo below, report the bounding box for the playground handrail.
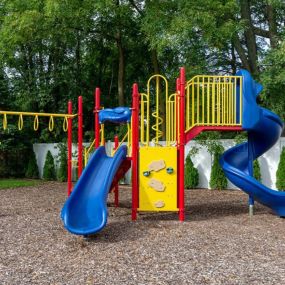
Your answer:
[166,92,177,146]
[111,123,131,156]
[185,75,243,132]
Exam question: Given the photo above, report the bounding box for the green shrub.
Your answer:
[25,149,39,179]
[0,125,31,178]
[276,147,285,191]
[210,149,228,190]
[185,153,199,189]
[43,151,56,180]
[253,159,261,181]
[57,144,67,182]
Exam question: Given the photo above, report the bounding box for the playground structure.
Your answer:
[61,67,285,236]
[1,67,285,237]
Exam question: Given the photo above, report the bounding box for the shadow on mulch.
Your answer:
[82,220,148,243]
[138,200,271,222]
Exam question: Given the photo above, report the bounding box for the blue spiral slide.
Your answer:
[220,70,285,217]
[61,145,128,235]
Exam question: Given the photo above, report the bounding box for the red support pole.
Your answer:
[176,77,180,211]
[178,67,185,221]
[114,135,119,207]
[131,83,139,220]
[94,88,100,149]
[78,96,83,178]
[67,101,73,196]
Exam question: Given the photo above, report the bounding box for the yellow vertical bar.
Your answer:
[218,77,220,125]
[170,101,172,142]
[212,78,215,124]
[231,80,234,124]
[101,124,105,146]
[192,81,194,126]
[140,98,144,143]
[171,101,175,142]
[207,80,210,125]
[227,81,229,124]
[229,80,231,124]
[221,80,224,124]
[174,94,177,141]
[202,76,205,125]
[224,82,229,125]
[186,86,190,130]
[197,77,200,124]
[233,77,237,125]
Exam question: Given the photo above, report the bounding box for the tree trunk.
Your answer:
[230,41,237,75]
[266,4,278,48]
[232,35,251,72]
[240,0,258,75]
[116,33,125,106]
[75,32,82,95]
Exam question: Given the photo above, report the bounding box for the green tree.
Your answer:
[43,151,56,180]
[276,147,285,191]
[184,153,199,189]
[25,149,39,179]
[57,144,67,182]
[253,159,261,182]
[210,149,228,190]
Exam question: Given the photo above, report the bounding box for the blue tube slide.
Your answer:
[220,70,285,217]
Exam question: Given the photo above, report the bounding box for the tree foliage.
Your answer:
[0,0,284,145]
[57,143,67,182]
[185,153,199,189]
[276,147,285,191]
[25,149,39,179]
[210,148,228,190]
[43,150,56,181]
[253,159,261,182]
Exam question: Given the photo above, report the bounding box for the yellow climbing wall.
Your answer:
[138,147,178,211]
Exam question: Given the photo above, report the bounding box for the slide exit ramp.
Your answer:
[61,145,128,235]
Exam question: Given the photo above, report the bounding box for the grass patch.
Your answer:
[0,179,41,189]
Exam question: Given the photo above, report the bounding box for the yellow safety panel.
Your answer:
[139,147,178,212]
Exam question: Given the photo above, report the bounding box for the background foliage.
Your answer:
[276,147,285,191]
[184,153,199,189]
[0,1,284,178]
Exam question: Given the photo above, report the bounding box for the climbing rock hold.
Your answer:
[148,178,165,192]
[154,200,165,208]
[148,160,166,172]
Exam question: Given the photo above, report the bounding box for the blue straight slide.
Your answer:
[220,70,285,217]
[61,145,127,235]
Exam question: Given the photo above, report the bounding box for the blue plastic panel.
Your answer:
[99,107,131,124]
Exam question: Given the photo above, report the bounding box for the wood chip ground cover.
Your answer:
[0,182,284,284]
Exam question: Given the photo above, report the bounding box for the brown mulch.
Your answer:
[0,182,284,285]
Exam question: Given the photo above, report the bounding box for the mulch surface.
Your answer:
[0,182,284,285]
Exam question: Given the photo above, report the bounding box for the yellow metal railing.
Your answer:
[84,139,96,167]
[166,92,177,145]
[185,75,243,132]
[140,74,176,146]
[111,123,132,156]
[83,128,105,167]
[140,92,149,146]
[0,111,76,132]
